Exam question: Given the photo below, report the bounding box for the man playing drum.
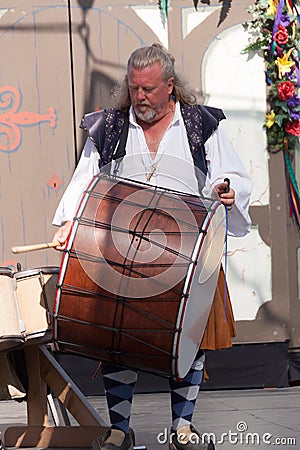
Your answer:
[52,44,252,450]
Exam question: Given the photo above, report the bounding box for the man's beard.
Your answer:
[134,104,157,122]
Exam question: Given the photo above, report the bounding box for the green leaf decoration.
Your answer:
[217,0,232,27]
[158,0,170,18]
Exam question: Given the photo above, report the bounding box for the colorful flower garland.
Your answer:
[244,0,300,229]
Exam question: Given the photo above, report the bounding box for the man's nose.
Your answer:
[136,87,146,101]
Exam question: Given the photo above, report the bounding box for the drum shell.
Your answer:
[56,267,185,375]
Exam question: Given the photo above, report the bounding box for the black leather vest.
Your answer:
[80,103,225,176]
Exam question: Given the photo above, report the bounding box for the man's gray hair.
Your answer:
[113,43,197,110]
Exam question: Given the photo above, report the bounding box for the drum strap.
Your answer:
[112,113,130,161]
[111,113,130,177]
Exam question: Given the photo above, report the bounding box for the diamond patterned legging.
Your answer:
[101,351,205,433]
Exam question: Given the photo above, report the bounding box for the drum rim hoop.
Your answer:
[14,266,60,279]
[0,267,15,277]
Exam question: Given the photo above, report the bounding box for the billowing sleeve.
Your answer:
[202,126,253,237]
[52,138,100,226]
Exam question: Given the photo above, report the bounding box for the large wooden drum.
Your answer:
[53,175,226,380]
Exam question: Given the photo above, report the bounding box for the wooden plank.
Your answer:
[4,425,105,448]
[39,346,107,427]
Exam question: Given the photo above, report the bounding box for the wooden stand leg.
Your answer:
[3,345,108,448]
[25,346,49,427]
[39,346,106,427]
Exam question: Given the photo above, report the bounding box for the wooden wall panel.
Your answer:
[0,3,75,270]
[69,1,160,154]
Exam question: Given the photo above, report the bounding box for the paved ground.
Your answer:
[0,386,299,449]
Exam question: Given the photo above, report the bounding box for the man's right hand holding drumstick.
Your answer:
[52,220,73,251]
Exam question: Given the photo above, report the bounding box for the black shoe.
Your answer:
[92,428,135,450]
[169,425,215,450]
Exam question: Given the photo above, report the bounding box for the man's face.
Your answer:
[128,62,174,123]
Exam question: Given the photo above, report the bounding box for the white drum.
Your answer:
[15,267,59,343]
[0,267,25,351]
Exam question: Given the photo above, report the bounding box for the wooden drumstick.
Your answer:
[11,241,60,254]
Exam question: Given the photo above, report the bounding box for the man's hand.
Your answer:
[214,182,235,211]
[52,220,73,251]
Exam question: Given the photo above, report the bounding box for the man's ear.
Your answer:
[167,77,175,94]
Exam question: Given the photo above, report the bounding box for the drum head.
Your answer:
[0,267,25,351]
[174,203,226,379]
